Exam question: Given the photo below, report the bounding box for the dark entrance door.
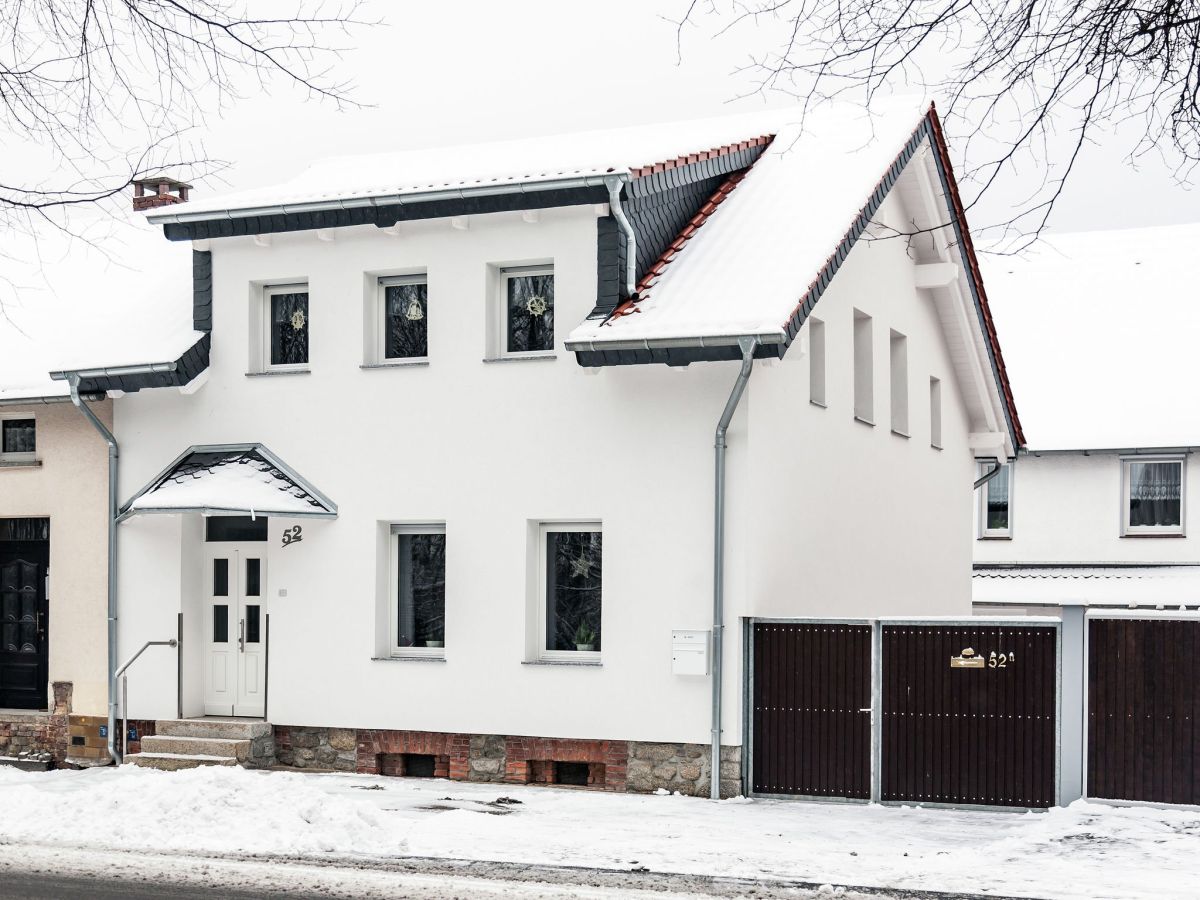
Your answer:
[881,623,1057,808]
[1087,616,1200,804]
[750,621,873,799]
[0,537,49,710]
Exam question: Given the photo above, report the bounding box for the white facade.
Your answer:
[115,185,988,746]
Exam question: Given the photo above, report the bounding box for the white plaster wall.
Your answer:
[0,401,111,714]
[116,199,987,744]
[972,453,1200,564]
[740,195,977,631]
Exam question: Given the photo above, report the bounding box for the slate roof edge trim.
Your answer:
[146,134,777,230]
[45,333,210,396]
[118,441,338,519]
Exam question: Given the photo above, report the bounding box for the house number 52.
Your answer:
[988,651,1015,668]
[281,525,303,547]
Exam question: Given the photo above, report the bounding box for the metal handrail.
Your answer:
[114,639,178,764]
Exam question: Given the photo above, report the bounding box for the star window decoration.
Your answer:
[290,309,307,331]
[526,295,548,317]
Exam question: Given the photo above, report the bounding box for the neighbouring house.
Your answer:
[59,102,1019,795]
[973,223,1200,614]
[0,203,200,764]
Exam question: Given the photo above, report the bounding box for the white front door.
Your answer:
[204,545,267,717]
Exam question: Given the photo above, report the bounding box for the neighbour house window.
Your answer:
[502,267,554,355]
[1123,458,1185,535]
[391,525,446,655]
[808,318,826,407]
[265,285,309,370]
[979,462,1013,538]
[379,276,429,361]
[0,418,35,461]
[853,310,873,424]
[929,377,942,449]
[539,523,602,660]
[890,330,908,436]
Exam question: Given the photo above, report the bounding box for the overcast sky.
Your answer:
[174,0,1195,242]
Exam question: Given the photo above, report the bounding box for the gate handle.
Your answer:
[858,708,872,713]
[238,619,245,653]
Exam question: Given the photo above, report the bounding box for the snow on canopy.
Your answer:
[974,565,1200,607]
[566,100,928,346]
[0,214,201,402]
[149,108,798,220]
[982,223,1200,451]
[124,446,335,518]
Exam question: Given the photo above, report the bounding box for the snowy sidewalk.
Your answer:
[0,765,1194,899]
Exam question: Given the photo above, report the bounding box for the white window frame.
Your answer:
[374,274,429,365]
[497,264,555,359]
[388,523,447,658]
[1121,456,1186,537]
[262,283,310,373]
[537,521,602,662]
[0,413,36,464]
[978,460,1013,539]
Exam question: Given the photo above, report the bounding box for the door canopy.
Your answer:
[119,443,337,521]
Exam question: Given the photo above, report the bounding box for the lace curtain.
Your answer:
[1129,461,1182,527]
[506,274,554,353]
[270,292,309,366]
[385,283,429,359]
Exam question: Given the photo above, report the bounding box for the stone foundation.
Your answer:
[627,742,743,798]
[271,725,741,796]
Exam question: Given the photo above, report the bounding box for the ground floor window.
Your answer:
[539,523,602,660]
[391,525,446,655]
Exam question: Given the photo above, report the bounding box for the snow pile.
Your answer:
[0,766,393,856]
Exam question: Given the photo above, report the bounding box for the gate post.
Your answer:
[1059,607,1085,806]
[870,620,882,804]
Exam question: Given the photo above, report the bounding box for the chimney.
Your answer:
[132,176,192,211]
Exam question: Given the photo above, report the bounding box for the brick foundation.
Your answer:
[272,724,739,796]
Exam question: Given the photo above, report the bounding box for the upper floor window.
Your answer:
[1123,458,1184,535]
[265,285,309,370]
[978,461,1012,538]
[502,266,554,356]
[0,417,35,463]
[379,276,429,362]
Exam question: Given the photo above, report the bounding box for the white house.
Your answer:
[62,103,1020,795]
[973,223,1200,614]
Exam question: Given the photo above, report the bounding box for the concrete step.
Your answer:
[126,752,239,771]
[155,719,272,741]
[139,734,252,761]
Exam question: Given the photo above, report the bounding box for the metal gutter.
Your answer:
[49,361,178,382]
[145,173,629,226]
[118,506,338,523]
[565,332,786,354]
[65,375,121,765]
[711,336,758,800]
[1027,446,1199,457]
[0,394,82,407]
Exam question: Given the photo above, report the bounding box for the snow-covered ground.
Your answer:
[0,765,1195,899]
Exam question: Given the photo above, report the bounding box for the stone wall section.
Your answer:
[627,742,743,798]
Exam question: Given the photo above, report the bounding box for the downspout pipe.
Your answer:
[973,458,1004,490]
[66,375,121,764]
[603,175,637,299]
[711,336,759,800]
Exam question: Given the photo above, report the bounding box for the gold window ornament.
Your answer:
[404,297,425,321]
[526,294,549,317]
[290,308,307,331]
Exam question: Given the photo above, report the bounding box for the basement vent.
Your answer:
[402,753,436,778]
[554,761,591,786]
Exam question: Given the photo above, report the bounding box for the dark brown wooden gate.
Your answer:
[1088,617,1200,804]
[751,622,872,798]
[881,623,1057,808]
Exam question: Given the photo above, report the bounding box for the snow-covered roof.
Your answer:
[982,223,1200,451]
[566,102,927,346]
[0,215,203,402]
[121,445,337,519]
[144,109,796,223]
[973,565,1200,607]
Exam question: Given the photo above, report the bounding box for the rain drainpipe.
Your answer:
[973,458,1004,490]
[711,337,759,800]
[603,176,637,299]
[66,375,121,764]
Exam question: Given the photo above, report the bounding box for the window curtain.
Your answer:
[1,420,34,454]
[1129,462,1182,527]
[506,274,554,353]
[270,292,309,365]
[385,283,429,359]
[986,465,1010,530]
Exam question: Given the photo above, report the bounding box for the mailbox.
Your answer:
[672,630,710,675]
